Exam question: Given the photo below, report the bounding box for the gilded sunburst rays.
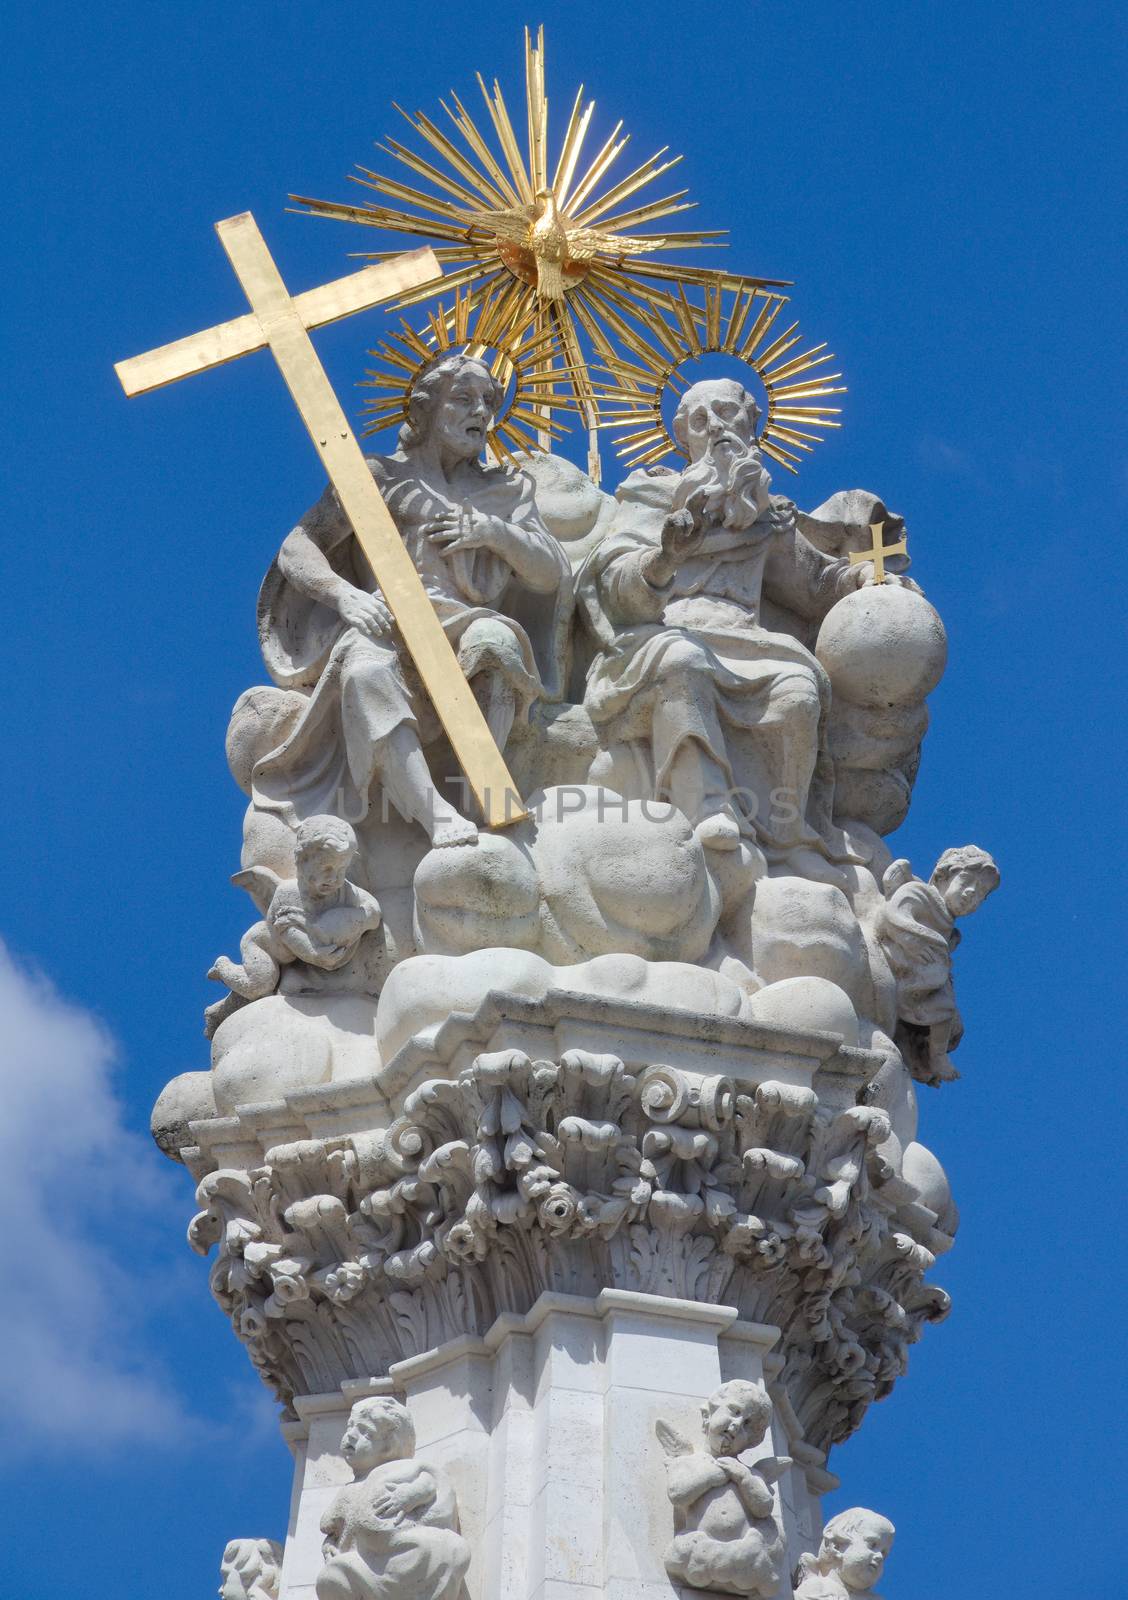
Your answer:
[590,281,846,472]
[359,285,576,467]
[291,27,786,436]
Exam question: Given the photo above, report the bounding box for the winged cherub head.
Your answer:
[700,1378,774,1458]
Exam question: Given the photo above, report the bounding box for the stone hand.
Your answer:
[678,480,715,532]
[665,507,707,561]
[426,508,511,558]
[719,1458,775,1515]
[644,509,704,587]
[853,562,922,594]
[337,586,393,639]
[369,1482,417,1521]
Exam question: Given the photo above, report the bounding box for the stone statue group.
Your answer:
[226,353,915,869]
[192,350,999,1600]
[206,349,995,1121]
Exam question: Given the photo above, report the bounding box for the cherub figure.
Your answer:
[878,844,999,1085]
[316,1396,469,1600]
[218,1538,283,1600]
[794,1507,895,1599]
[206,815,381,1035]
[655,1378,790,1596]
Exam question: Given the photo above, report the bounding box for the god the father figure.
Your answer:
[580,377,905,856]
[253,355,570,848]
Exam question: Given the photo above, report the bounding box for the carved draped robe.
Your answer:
[880,876,960,1029]
[318,1464,469,1600]
[577,469,859,853]
[252,453,571,825]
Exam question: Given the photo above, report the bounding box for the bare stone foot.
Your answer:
[694,809,742,851]
[430,813,480,849]
[760,820,826,854]
[927,1055,961,1085]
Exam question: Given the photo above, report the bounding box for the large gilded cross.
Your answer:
[115,211,527,827]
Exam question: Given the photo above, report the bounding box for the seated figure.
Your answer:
[793,1506,895,1599]
[206,815,381,1035]
[316,1397,470,1600]
[251,352,570,851]
[578,378,901,858]
[656,1378,790,1596]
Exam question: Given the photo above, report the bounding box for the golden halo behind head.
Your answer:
[360,283,576,465]
[592,280,846,472]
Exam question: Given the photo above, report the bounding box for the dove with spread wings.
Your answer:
[467,186,669,300]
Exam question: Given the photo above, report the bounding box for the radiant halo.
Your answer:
[360,283,575,466]
[590,281,846,472]
[290,27,786,442]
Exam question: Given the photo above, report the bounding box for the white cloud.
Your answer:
[0,941,192,1450]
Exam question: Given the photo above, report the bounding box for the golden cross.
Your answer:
[848,519,909,586]
[115,211,527,828]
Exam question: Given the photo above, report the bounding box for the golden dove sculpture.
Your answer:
[466,187,670,301]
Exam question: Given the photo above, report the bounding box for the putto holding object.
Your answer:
[655,1379,790,1596]
[205,815,381,1035]
[317,1397,469,1600]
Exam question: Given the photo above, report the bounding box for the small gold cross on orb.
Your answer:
[848,519,909,585]
[115,212,528,829]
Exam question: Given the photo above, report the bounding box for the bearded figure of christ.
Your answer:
[578,377,884,858]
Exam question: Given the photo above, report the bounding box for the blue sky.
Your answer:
[1,0,1124,1592]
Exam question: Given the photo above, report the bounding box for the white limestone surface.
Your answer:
[275,1292,822,1600]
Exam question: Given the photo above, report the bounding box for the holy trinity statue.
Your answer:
[128,35,1002,1598]
[198,325,991,1207]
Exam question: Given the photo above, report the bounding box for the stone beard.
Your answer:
[672,418,773,535]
